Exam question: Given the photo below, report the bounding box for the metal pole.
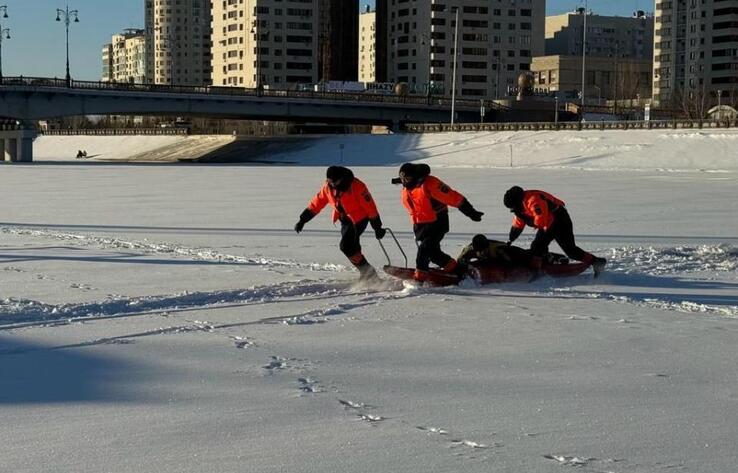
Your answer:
[451,7,459,125]
[718,89,722,121]
[581,0,587,121]
[555,96,559,125]
[0,6,8,85]
[65,8,70,86]
[0,28,4,84]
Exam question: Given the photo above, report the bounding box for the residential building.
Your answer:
[102,44,113,82]
[211,0,357,89]
[319,0,359,82]
[653,0,738,106]
[102,29,147,83]
[378,0,545,99]
[545,10,653,60]
[359,5,376,82]
[531,55,652,101]
[145,0,212,86]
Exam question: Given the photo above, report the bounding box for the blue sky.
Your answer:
[3,0,651,81]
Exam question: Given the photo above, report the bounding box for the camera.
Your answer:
[391,177,402,185]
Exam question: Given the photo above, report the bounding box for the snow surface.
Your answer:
[1,130,737,472]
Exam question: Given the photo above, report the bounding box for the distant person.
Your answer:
[294,166,386,282]
[503,186,607,276]
[396,163,483,281]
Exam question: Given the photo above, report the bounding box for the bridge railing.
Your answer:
[42,128,190,136]
[0,76,510,112]
[406,119,738,133]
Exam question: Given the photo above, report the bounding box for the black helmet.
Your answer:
[326,166,353,191]
[503,186,524,209]
[398,163,431,189]
[471,234,489,252]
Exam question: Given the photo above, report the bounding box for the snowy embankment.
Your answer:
[32,129,738,171]
[1,132,737,472]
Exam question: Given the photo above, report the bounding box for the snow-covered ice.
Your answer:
[1,130,737,472]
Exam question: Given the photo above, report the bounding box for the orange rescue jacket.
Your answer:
[401,175,465,225]
[511,190,565,231]
[308,178,379,224]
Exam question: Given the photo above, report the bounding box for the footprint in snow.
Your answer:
[416,425,449,435]
[543,454,595,466]
[70,283,95,291]
[230,336,253,349]
[338,399,373,410]
[357,413,385,423]
[297,377,322,393]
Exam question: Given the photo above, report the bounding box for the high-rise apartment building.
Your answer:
[144,0,212,86]
[211,0,357,88]
[379,0,545,99]
[319,0,359,82]
[545,10,653,60]
[653,0,738,105]
[359,6,376,82]
[102,29,147,83]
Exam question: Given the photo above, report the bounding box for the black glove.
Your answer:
[458,199,484,222]
[369,217,386,240]
[508,226,523,243]
[294,209,314,234]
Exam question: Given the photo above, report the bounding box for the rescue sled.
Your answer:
[378,228,591,287]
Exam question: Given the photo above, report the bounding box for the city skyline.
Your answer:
[2,0,654,81]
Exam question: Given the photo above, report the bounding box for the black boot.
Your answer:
[357,262,380,282]
[592,257,607,278]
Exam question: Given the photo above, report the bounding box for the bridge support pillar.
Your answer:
[4,137,17,162]
[0,127,36,163]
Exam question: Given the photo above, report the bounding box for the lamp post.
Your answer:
[450,6,459,125]
[718,89,722,121]
[0,5,10,85]
[580,0,587,121]
[56,5,80,87]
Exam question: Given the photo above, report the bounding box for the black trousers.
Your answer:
[530,207,589,261]
[340,218,369,264]
[413,212,453,271]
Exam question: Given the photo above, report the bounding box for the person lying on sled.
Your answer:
[397,163,484,282]
[457,234,572,267]
[503,186,607,277]
[457,234,533,267]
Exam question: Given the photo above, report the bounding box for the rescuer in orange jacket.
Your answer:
[295,166,386,281]
[397,163,484,281]
[503,186,607,277]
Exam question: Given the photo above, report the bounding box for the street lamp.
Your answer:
[56,5,80,87]
[718,89,722,121]
[0,5,10,85]
[450,6,459,125]
[580,0,588,121]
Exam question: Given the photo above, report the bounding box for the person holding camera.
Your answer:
[294,166,386,282]
[395,163,484,282]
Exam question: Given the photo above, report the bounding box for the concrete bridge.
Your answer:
[0,77,507,162]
